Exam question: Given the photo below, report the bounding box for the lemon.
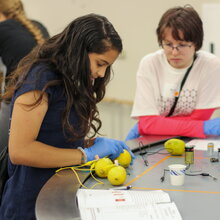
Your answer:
[95,158,114,178]
[107,165,127,185]
[115,149,132,168]
[164,138,185,155]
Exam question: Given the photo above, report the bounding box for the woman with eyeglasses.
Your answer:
[126,5,220,140]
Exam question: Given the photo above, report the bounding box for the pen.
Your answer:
[109,185,132,190]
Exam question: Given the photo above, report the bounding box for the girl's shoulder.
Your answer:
[14,64,62,101]
[18,63,62,93]
[28,63,61,81]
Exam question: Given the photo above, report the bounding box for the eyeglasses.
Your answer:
[162,43,192,52]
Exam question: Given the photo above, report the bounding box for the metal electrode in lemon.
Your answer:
[94,158,114,178]
[115,149,132,167]
[164,139,185,155]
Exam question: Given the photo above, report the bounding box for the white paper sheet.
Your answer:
[77,189,182,220]
[186,136,220,151]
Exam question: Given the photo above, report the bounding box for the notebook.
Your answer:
[126,135,179,152]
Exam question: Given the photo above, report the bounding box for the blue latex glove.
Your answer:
[125,123,140,141]
[204,118,220,135]
[84,137,135,162]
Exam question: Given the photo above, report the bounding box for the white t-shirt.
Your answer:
[131,50,220,118]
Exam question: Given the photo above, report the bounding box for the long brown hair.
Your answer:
[3,13,123,141]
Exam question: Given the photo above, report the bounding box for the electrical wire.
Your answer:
[138,141,149,166]
[56,160,105,189]
[138,141,171,167]
[160,163,218,182]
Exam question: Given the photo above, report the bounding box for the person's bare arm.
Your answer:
[9,90,83,168]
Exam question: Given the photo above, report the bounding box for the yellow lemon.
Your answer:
[115,149,132,168]
[164,138,185,156]
[107,165,127,185]
[95,158,114,178]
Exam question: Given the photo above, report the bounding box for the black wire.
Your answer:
[160,169,169,182]
[185,172,217,180]
[160,164,191,182]
[147,147,171,155]
[160,163,217,182]
[136,142,218,181]
[138,143,173,167]
[138,141,149,166]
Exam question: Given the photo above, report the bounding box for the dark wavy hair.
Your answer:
[3,13,122,141]
[156,5,203,51]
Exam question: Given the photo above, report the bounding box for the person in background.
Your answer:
[0,13,134,219]
[0,0,49,153]
[126,5,220,141]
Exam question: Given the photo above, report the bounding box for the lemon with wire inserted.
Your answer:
[107,165,127,185]
[115,149,132,168]
[164,138,185,156]
[94,158,114,178]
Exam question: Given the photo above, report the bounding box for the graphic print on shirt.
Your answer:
[158,88,197,116]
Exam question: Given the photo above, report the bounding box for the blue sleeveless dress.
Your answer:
[0,64,84,219]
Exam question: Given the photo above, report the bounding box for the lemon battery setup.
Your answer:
[56,149,132,189]
[161,138,218,182]
[136,138,186,167]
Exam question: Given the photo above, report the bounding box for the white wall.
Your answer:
[21,0,220,139]
[22,0,220,102]
[203,4,220,56]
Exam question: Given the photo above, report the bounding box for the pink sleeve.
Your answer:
[171,108,215,120]
[138,108,216,138]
